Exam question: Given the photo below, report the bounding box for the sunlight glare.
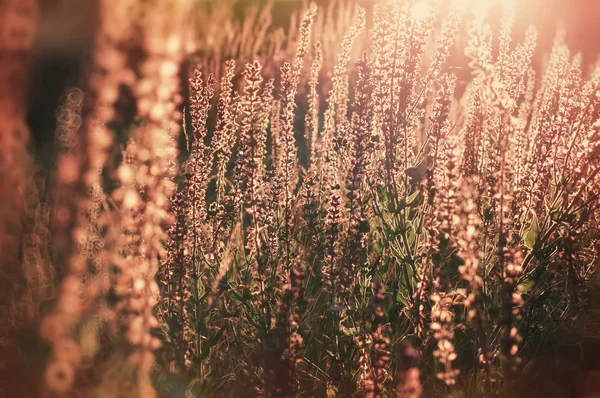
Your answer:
[452,0,499,20]
[410,0,432,22]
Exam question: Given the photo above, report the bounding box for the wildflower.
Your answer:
[370,282,390,397]
[395,343,422,398]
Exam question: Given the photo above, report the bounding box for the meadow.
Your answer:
[0,0,599,397]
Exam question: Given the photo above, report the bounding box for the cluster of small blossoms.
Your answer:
[233,61,274,259]
[188,69,217,225]
[459,84,485,178]
[425,3,460,82]
[276,4,317,225]
[212,60,238,206]
[306,41,323,163]
[359,332,375,396]
[369,282,391,398]
[430,281,459,386]
[500,246,524,379]
[41,87,87,393]
[323,191,343,301]
[40,0,141,393]
[20,173,55,324]
[359,282,391,398]
[156,190,191,370]
[274,62,296,251]
[395,343,422,398]
[268,257,306,397]
[454,183,495,378]
[107,2,189,395]
[320,7,366,189]
[342,54,375,297]
[426,74,456,190]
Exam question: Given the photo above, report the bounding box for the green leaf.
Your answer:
[200,327,226,360]
[396,290,410,307]
[519,278,535,294]
[339,325,358,338]
[523,214,540,250]
[406,189,420,205]
[407,224,416,247]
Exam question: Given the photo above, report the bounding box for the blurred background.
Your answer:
[28,0,600,150]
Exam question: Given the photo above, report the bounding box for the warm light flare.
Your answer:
[412,0,514,22]
[411,1,432,22]
[451,0,518,20]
